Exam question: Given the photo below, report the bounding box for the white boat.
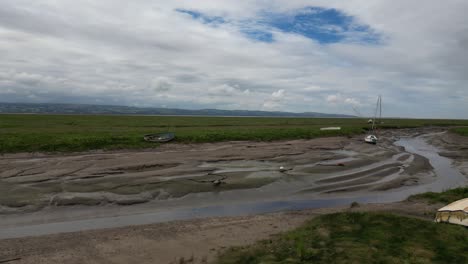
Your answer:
[365,95,382,144]
[365,135,378,144]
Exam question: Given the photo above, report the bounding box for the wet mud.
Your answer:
[0,129,466,215]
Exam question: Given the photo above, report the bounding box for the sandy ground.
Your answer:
[0,201,440,264]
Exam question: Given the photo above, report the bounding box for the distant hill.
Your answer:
[0,102,355,118]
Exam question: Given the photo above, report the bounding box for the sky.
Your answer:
[0,0,467,118]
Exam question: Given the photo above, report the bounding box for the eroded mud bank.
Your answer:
[1,128,466,216]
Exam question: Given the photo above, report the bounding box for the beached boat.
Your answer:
[143,132,175,142]
[364,134,378,144]
[365,95,382,144]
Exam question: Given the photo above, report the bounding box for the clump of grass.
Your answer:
[216,212,468,264]
[408,187,468,204]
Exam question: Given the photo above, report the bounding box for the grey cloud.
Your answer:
[0,1,467,118]
[174,74,202,83]
[150,78,172,92]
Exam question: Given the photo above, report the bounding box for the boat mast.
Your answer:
[379,95,382,124]
[371,95,381,133]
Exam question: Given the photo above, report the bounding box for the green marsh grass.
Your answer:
[1,114,468,153]
[216,212,468,264]
[452,127,468,136]
[408,187,468,204]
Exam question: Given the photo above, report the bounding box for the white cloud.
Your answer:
[262,100,281,110]
[327,93,361,107]
[344,97,360,106]
[0,0,467,118]
[272,89,285,98]
[326,94,340,104]
[263,89,286,110]
[303,85,325,92]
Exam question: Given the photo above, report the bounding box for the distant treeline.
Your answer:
[0,102,355,118]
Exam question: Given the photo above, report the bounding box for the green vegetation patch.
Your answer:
[408,187,468,204]
[452,127,468,137]
[1,114,468,153]
[216,212,468,264]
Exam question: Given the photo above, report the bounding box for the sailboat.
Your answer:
[364,95,382,144]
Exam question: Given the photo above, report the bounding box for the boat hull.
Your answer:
[143,132,175,143]
[365,135,378,144]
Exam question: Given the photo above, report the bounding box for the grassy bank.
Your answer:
[452,127,468,137]
[1,114,468,153]
[408,187,468,204]
[216,212,468,264]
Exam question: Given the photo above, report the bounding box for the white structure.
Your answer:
[320,127,341,131]
[435,198,468,227]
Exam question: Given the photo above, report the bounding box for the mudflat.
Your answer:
[1,127,467,263]
[1,129,450,214]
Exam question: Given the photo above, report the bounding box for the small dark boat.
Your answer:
[143,132,175,143]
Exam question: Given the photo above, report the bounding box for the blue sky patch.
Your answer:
[241,29,274,43]
[176,7,380,45]
[260,7,380,44]
[264,7,350,43]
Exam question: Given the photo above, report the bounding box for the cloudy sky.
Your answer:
[0,0,467,118]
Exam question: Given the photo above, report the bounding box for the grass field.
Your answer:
[216,212,468,264]
[1,114,468,153]
[408,187,468,204]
